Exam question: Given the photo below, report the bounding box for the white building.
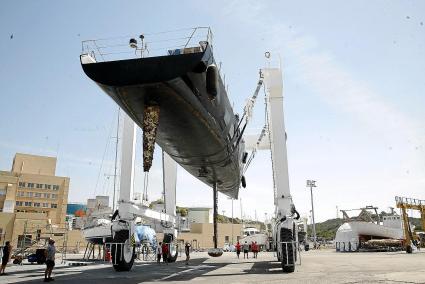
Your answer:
[187,207,213,224]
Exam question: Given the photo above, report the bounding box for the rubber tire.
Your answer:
[280,228,295,273]
[168,250,178,262]
[111,230,135,271]
[206,65,218,99]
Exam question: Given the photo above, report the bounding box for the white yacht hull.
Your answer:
[82,224,113,245]
[335,221,403,252]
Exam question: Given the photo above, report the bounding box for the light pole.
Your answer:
[306,180,317,248]
[231,198,234,245]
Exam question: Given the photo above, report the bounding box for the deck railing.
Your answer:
[81,27,213,62]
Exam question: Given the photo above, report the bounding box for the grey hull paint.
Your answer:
[81,46,244,199]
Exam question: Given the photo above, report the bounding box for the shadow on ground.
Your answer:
[12,257,287,283]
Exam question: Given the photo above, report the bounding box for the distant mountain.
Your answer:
[307,218,346,240]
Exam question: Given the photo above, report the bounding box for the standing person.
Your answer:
[161,242,169,265]
[44,239,56,282]
[243,241,249,259]
[184,242,191,265]
[251,241,256,258]
[0,241,11,275]
[156,242,162,264]
[254,241,259,258]
[235,241,241,259]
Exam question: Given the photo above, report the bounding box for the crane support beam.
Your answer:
[395,196,425,251]
[163,151,177,218]
[117,112,176,225]
[263,68,293,217]
[118,112,137,220]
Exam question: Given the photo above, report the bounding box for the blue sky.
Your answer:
[1,1,424,222]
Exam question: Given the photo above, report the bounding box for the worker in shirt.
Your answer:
[185,242,191,265]
[161,242,169,265]
[253,241,259,258]
[235,241,241,259]
[156,242,162,264]
[243,241,249,259]
[0,241,11,275]
[44,239,56,282]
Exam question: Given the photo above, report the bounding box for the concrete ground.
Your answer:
[1,249,425,283]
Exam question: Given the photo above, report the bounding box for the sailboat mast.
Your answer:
[112,107,120,211]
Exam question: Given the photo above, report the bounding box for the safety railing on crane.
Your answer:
[81,27,213,63]
[395,196,425,208]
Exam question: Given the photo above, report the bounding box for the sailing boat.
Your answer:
[81,109,120,245]
[80,27,246,200]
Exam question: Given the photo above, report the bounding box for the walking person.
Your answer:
[156,242,162,264]
[235,241,241,259]
[243,241,249,259]
[44,239,56,282]
[161,242,169,265]
[184,242,191,265]
[0,241,11,275]
[251,241,256,258]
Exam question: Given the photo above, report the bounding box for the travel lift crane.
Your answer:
[395,196,425,253]
[109,111,179,271]
[108,59,299,273]
[244,65,300,273]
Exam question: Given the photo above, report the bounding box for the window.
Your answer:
[0,188,5,196]
[17,191,25,197]
[36,183,43,189]
[44,184,51,190]
[34,202,41,207]
[51,204,57,208]
[18,182,25,188]
[26,192,33,197]
[225,236,230,243]
[52,185,59,191]
[43,193,50,198]
[27,183,34,188]
[42,203,49,208]
[24,202,32,207]
[16,201,23,206]
[51,194,57,199]
[34,192,42,198]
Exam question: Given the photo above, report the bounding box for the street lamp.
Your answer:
[306,180,317,248]
[231,199,234,245]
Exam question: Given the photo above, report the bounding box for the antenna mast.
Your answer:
[112,107,120,211]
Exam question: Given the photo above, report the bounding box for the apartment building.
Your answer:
[11,153,69,225]
[0,153,69,244]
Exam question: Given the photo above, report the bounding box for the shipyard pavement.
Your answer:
[1,250,425,283]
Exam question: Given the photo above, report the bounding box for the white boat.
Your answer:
[335,216,404,252]
[239,227,269,250]
[82,218,113,245]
